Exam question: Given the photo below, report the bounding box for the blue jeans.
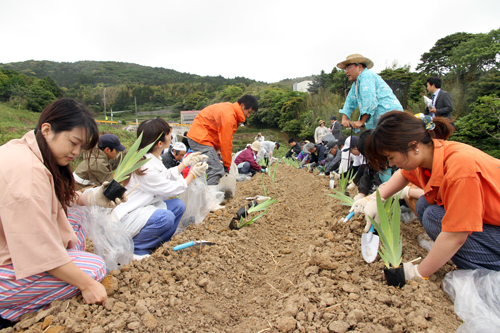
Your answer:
[238,161,256,176]
[132,198,186,255]
[415,196,500,270]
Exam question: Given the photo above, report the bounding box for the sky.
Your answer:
[1,0,499,84]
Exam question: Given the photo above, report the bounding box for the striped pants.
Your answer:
[0,208,106,321]
[416,196,500,271]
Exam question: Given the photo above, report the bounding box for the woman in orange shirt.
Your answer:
[363,111,500,283]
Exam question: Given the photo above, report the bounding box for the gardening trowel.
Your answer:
[361,225,379,263]
[173,240,215,251]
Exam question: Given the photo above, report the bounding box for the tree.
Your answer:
[218,86,243,102]
[450,28,500,76]
[416,32,475,75]
[26,85,56,112]
[451,95,500,158]
[39,76,63,98]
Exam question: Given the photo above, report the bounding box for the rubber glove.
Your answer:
[349,196,370,215]
[190,162,208,178]
[84,182,128,208]
[363,198,380,233]
[394,186,411,199]
[403,262,424,280]
[261,168,267,173]
[182,152,208,167]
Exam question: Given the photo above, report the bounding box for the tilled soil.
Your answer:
[10,164,462,333]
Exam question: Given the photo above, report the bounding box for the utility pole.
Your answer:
[110,108,113,121]
[134,96,138,125]
[103,88,107,120]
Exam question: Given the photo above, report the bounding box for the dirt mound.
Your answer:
[12,164,461,333]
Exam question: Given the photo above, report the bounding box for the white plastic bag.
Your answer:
[219,160,238,200]
[175,177,224,235]
[74,203,134,273]
[443,269,500,332]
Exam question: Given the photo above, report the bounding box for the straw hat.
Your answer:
[337,54,374,70]
[318,119,326,125]
[250,141,261,152]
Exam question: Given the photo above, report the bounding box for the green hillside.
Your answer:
[0,60,260,89]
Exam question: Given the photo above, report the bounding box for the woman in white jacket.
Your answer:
[113,118,208,260]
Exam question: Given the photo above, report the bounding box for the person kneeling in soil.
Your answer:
[0,98,126,327]
[324,137,343,177]
[363,111,500,282]
[256,141,280,167]
[285,138,301,159]
[113,118,208,260]
[235,141,263,177]
[302,142,327,171]
[73,133,126,189]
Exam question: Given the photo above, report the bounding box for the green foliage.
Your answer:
[283,157,299,168]
[450,28,500,76]
[451,95,500,158]
[113,132,156,183]
[326,189,354,206]
[270,161,279,183]
[416,32,475,75]
[262,174,268,196]
[237,197,278,228]
[339,168,356,194]
[369,189,402,269]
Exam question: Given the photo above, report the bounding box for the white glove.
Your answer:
[347,182,357,190]
[364,198,380,233]
[403,262,423,280]
[394,186,411,199]
[352,193,365,202]
[84,182,128,208]
[349,196,370,215]
[331,172,341,180]
[182,152,208,167]
[190,162,208,178]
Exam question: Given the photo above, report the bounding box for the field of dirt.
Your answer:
[8,164,462,333]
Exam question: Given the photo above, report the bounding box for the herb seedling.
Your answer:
[368,189,403,269]
[102,132,158,201]
[339,168,357,193]
[326,189,354,206]
[237,197,278,229]
[271,161,279,183]
[262,174,268,196]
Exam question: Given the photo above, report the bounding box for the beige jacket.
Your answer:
[0,131,77,279]
[74,148,118,186]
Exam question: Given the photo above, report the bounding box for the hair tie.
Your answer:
[415,113,435,130]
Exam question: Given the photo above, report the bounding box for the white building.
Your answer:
[180,110,200,124]
[293,80,313,93]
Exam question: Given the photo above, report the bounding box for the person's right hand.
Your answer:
[81,280,107,304]
[364,198,380,233]
[190,162,208,178]
[349,196,370,215]
[394,186,411,199]
[342,118,352,128]
[182,152,208,167]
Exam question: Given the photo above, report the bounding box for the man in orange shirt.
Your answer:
[187,95,258,186]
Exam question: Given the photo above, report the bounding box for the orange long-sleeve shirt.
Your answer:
[187,102,246,168]
[401,139,500,233]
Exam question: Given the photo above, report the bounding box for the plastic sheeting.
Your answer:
[73,203,134,273]
[219,160,238,200]
[175,176,224,235]
[443,269,500,332]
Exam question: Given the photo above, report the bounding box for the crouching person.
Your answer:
[0,99,126,326]
[235,141,262,177]
[113,118,208,261]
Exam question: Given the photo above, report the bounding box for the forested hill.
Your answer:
[0,60,259,88]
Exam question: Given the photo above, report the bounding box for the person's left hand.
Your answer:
[87,182,127,208]
[349,196,370,215]
[403,262,423,281]
[429,107,437,113]
[190,162,208,178]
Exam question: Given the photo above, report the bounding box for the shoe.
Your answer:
[133,254,151,261]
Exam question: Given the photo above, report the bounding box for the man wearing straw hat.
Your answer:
[337,54,403,130]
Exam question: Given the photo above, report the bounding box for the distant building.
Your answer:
[180,110,201,124]
[293,80,313,93]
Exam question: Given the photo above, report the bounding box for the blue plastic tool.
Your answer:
[343,210,355,222]
[173,240,214,251]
